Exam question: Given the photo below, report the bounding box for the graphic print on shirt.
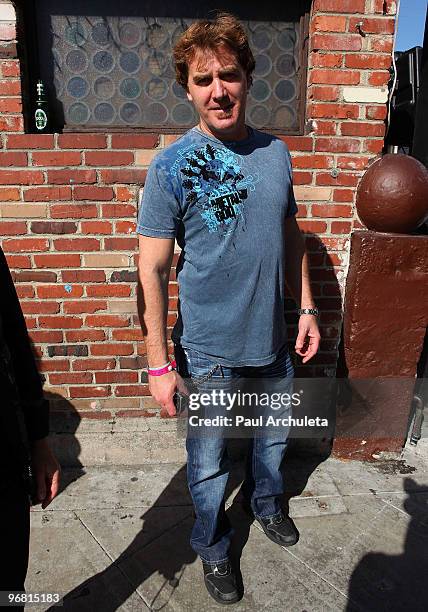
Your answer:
[174,143,259,234]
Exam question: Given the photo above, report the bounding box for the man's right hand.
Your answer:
[148,370,188,416]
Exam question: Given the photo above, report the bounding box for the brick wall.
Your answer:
[0,0,397,421]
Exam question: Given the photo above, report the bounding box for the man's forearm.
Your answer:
[284,219,316,309]
[138,269,170,368]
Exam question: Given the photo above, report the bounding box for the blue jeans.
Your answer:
[175,344,294,565]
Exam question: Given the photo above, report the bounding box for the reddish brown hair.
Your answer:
[173,12,255,89]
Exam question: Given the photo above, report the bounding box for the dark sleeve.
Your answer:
[0,246,49,441]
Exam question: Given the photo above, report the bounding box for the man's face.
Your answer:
[186,45,249,141]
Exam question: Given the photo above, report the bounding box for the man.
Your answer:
[137,13,320,604]
[0,245,61,600]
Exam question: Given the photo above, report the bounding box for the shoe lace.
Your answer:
[213,562,231,576]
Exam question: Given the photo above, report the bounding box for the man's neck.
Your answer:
[197,121,248,142]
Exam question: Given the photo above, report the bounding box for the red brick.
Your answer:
[345,53,392,69]
[29,330,63,343]
[31,221,77,234]
[313,0,365,12]
[311,53,343,68]
[39,316,83,329]
[340,122,385,137]
[312,34,361,52]
[349,17,395,35]
[292,154,333,169]
[312,15,347,32]
[2,238,49,252]
[63,300,107,314]
[32,151,81,166]
[104,237,138,250]
[0,187,20,200]
[0,23,16,40]
[54,238,100,251]
[81,221,112,234]
[37,285,84,298]
[49,372,93,385]
[37,360,70,372]
[0,79,21,95]
[99,169,147,184]
[309,85,340,101]
[51,204,98,219]
[95,371,138,384]
[0,170,43,185]
[337,156,371,170]
[6,134,54,149]
[371,38,394,53]
[310,70,360,85]
[73,186,114,201]
[0,61,20,77]
[312,204,353,217]
[364,139,384,154]
[86,314,130,328]
[312,120,337,135]
[86,285,131,298]
[47,169,97,184]
[24,317,36,329]
[114,385,150,397]
[34,254,81,268]
[116,187,135,201]
[69,386,111,398]
[91,343,134,356]
[331,221,352,233]
[116,409,154,418]
[0,221,26,235]
[111,134,159,149]
[102,204,136,217]
[0,116,24,132]
[0,151,26,166]
[65,330,105,342]
[368,71,390,86]
[62,270,106,283]
[85,151,134,166]
[5,254,31,268]
[292,172,312,185]
[16,285,34,298]
[295,204,308,218]
[57,134,107,149]
[116,221,136,234]
[309,104,359,119]
[296,220,328,233]
[316,172,359,186]
[278,136,313,152]
[0,98,21,112]
[315,138,360,153]
[24,186,71,201]
[72,358,116,371]
[13,270,57,282]
[366,106,388,120]
[21,302,60,314]
[112,329,144,341]
[333,188,354,202]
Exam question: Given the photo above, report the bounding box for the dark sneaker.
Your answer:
[254,511,299,547]
[202,560,240,605]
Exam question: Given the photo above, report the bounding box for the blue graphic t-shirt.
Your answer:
[137,126,298,367]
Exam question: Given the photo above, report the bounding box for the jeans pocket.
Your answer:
[183,348,221,386]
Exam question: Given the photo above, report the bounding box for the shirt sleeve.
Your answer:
[136,159,182,238]
[285,148,298,218]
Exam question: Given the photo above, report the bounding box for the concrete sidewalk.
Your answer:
[26,441,428,612]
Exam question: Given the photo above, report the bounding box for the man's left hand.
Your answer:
[295,315,321,364]
[30,438,61,509]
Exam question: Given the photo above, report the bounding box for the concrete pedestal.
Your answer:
[333,231,428,460]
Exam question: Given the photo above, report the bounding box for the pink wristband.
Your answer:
[147,360,177,376]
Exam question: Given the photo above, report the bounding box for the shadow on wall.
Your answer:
[347,477,428,611]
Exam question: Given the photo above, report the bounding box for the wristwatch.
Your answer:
[298,307,319,316]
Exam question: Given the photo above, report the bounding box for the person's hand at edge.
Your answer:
[30,437,61,509]
[295,315,321,364]
[149,370,189,416]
